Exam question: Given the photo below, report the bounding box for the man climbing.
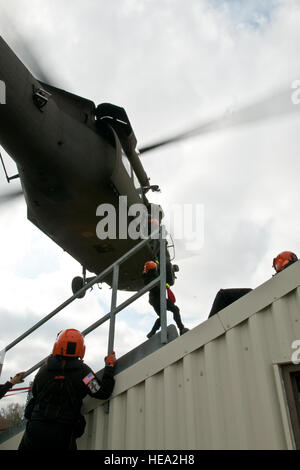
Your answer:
[143,261,189,338]
[18,329,116,450]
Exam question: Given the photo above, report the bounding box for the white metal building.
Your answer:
[1,260,300,450]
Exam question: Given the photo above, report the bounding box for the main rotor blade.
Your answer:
[139,87,299,154]
[0,8,65,88]
[12,37,55,85]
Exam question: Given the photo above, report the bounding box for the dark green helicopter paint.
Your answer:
[2,33,292,293]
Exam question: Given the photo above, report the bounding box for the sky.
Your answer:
[0,0,300,409]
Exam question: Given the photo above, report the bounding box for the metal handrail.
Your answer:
[0,227,168,379]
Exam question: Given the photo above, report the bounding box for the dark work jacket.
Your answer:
[25,356,115,425]
[0,381,13,400]
[143,268,160,299]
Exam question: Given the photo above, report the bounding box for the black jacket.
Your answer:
[25,356,115,425]
[0,381,13,400]
[143,268,160,298]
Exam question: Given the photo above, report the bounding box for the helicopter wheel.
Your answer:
[71,276,86,299]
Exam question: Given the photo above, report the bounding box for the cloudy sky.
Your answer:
[0,0,300,408]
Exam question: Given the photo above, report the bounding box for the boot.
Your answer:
[179,326,189,336]
[147,330,156,339]
[147,319,160,339]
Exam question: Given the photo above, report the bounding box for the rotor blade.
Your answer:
[0,8,65,88]
[139,86,299,154]
[12,37,55,85]
[0,189,23,204]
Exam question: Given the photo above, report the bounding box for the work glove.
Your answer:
[10,372,25,385]
[105,351,116,368]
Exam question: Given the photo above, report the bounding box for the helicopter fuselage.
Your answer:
[0,36,162,291]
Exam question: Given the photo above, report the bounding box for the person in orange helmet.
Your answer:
[18,329,116,451]
[143,261,188,338]
[273,251,298,274]
[208,251,298,319]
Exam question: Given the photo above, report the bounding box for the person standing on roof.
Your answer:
[143,261,189,338]
[0,372,25,400]
[273,251,298,274]
[18,329,116,451]
[208,251,299,319]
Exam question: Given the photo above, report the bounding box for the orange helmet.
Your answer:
[143,261,157,274]
[273,251,298,273]
[52,329,86,359]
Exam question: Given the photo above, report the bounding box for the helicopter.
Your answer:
[0,34,299,298]
[0,35,178,295]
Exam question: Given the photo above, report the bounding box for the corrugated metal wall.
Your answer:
[78,262,300,450]
[1,263,300,450]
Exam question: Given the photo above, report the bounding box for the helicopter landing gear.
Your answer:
[71,267,97,299]
[71,276,86,299]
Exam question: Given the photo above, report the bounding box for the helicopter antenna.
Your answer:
[0,151,19,183]
[167,233,176,262]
